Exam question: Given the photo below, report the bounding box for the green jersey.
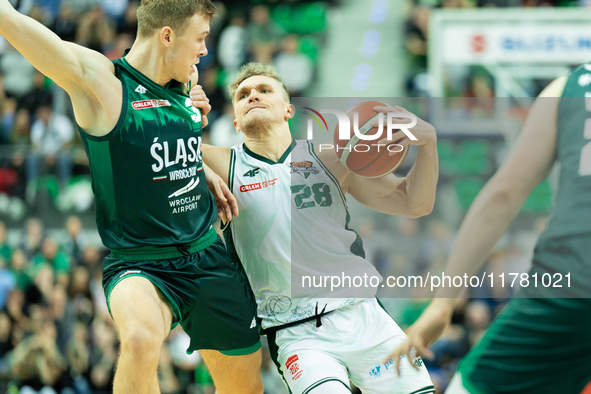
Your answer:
[78,57,216,250]
[539,63,591,242]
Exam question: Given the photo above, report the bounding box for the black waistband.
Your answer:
[261,303,332,336]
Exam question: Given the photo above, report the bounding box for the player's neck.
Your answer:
[125,38,170,87]
[243,127,292,163]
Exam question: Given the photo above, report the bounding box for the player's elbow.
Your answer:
[407,203,433,218]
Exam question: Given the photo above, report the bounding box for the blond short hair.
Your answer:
[228,63,290,104]
[137,0,216,38]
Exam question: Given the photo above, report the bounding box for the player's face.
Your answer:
[233,75,292,134]
[168,13,209,83]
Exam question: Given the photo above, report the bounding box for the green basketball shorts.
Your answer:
[102,234,260,355]
[458,235,591,393]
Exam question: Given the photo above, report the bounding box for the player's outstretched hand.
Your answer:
[374,106,436,156]
[190,83,211,128]
[386,298,455,375]
[203,163,239,221]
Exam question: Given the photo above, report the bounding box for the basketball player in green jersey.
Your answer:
[200,63,439,393]
[0,1,263,393]
[390,66,591,393]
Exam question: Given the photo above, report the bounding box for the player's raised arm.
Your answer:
[0,1,120,135]
[0,1,114,94]
[330,107,439,218]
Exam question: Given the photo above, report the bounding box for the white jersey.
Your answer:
[226,140,381,329]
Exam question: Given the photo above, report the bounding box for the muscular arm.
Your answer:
[319,108,438,218]
[0,1,121,136]
[201,144,231,185]
[342,139,438,217]
[388,75,567,369]
[201,144,236,221]
[435,75,565,298]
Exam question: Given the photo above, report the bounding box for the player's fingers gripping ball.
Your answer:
[334,101,409,178]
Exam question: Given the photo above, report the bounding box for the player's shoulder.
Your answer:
[539,75,568,98]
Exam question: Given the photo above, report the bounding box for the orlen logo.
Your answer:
[304,107,417,142]
[239,178,278,193]
[471,34,487,53]
[285,354,299,370]
[132,99,171,110]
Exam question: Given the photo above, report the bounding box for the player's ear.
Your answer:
[233,119,242,133]
[160,26,173,47]
[285,104,295,120]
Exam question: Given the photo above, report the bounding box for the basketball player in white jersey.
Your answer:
[200,63,439,394]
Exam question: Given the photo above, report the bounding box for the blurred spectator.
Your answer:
[0,311,14,364]
[273,34,314,97]
[0,221,11,261]
[0,259,15,310]
[246,5,283,65]
[9,249,30,292]
[116,1,139,37]
[201,66,228,123]
[4,289,28,345]
[61,0,100,17]
[99,0,129,24]
[0,42,36,100]
[63,215,87,264]
[76,6,116,53]
[66,322,91,393]
[209,103,243,148]
[19,218,45,261]
[33,238,71,285]
[105,32,134,60]
[217,14,247,77]
[28,98,74,185]
[51,5,78,43]
[9,320,69,392]
[88,318,117,394]
[405,5,429,70]
[463,300,492,346]
[19,71,54,117]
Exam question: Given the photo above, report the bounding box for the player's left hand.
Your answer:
[373,105,436,156]
[385,298,453,375]
[203,163,239,221]
[190,84,211,128]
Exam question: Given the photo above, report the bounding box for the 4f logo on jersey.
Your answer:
[290,161,319,179]
[135,84,147,94]
[243,168,260,177]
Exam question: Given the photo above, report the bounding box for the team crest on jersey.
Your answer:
[290,161,319,179]
[183,82,191,96]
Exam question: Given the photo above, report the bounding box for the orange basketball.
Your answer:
[333,101,409,178]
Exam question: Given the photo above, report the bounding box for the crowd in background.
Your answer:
[0,0,557,393]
